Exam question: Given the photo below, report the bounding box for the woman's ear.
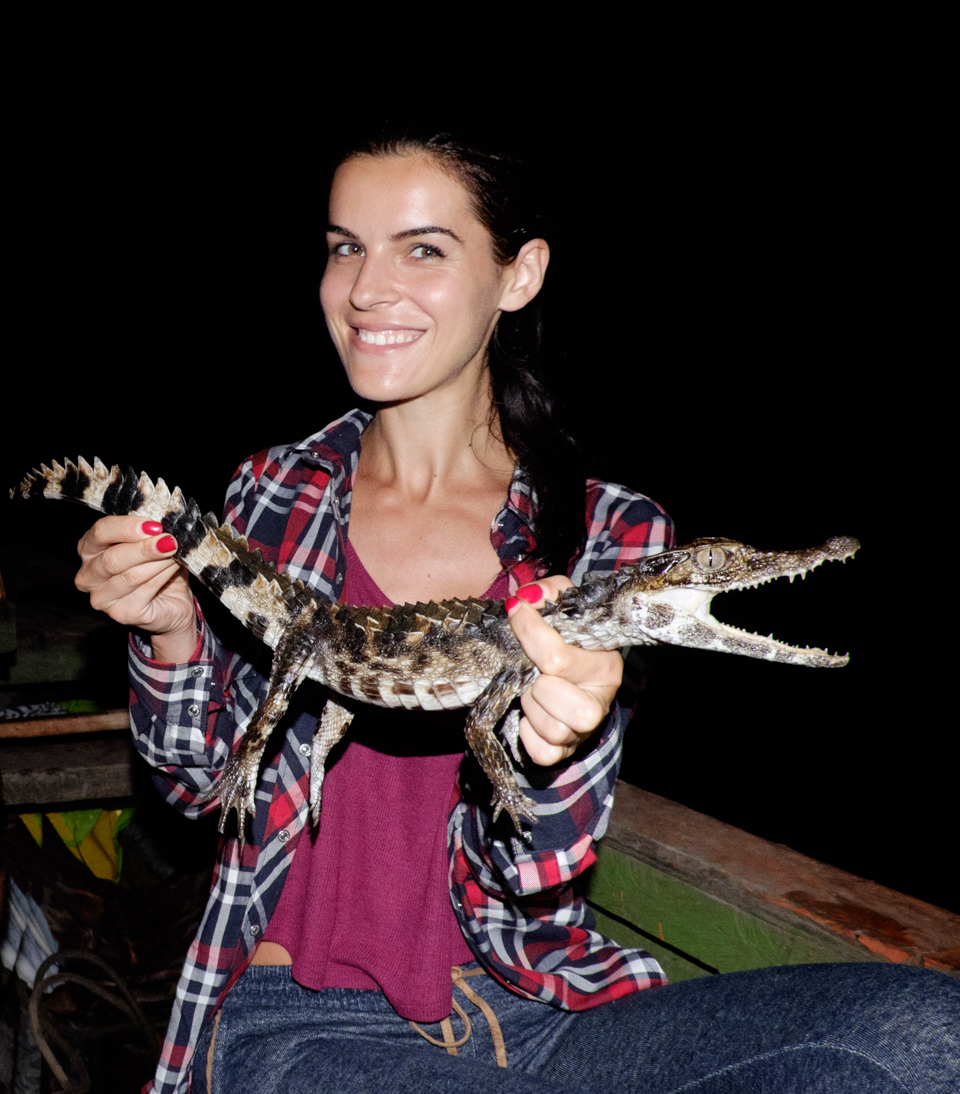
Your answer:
[499,238,550,313]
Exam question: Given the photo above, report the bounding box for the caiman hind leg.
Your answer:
[309,698,355,825]
[199,641,307,845]
[465,665,538,834]
[203,674,297,845]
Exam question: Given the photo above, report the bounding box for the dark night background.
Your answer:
[3,37,953,914]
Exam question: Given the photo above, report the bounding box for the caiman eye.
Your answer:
[696,545,727,570]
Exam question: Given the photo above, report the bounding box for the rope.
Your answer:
[28,949,159,1094]
[409,965,508,1068]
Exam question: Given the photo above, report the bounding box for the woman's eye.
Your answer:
[411,244,444,259]
[332,242,363,257]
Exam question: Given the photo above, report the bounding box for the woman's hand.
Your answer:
[75,516,199,662]
[505,577,623,767]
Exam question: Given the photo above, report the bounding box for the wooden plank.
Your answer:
[0,709,130,739]
[601,781,960,975]
[0,733,136,807]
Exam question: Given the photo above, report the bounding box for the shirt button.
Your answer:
[299,743,311,758]
[187,704,200,717]
[277,829,290,843]
[191,666,204,678]
[250,924,260,936]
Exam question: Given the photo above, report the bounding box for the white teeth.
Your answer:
[357,328,421,346]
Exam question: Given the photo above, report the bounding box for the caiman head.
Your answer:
[606,536,860,666]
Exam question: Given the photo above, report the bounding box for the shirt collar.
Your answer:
[493,463,539,569]
[284,407,373,473]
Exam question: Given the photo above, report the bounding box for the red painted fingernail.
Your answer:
[141,520,163,535]
[156,535,177,554]
[505,596,520,614]
[516,584,543,604]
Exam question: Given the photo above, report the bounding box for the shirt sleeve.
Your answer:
[455,479,674,896]
[570,479,676,582]
[128,607,266,817]
[454,700,627,898]
[449,700,669,1010]
[127,457,269,818]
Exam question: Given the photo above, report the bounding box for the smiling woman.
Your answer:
[67,120,957,1094]
[320,152,551,606]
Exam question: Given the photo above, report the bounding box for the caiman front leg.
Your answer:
[465,664,538,834]
[309,698,355,825]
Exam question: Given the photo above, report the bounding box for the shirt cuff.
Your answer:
[127,604,223,760]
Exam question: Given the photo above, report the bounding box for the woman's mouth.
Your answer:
[355,328,423,346]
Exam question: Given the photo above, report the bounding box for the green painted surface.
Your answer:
[585,843,868,981]
[589,904,711,983]
[2,649,89,684]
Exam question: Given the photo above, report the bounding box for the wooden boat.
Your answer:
[4,712,958,982]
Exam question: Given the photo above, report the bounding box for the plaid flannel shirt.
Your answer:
[129,409,675,1093]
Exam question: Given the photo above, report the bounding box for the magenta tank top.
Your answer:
[263,538,509,1021]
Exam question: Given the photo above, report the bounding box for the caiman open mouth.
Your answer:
[649,566,852,665]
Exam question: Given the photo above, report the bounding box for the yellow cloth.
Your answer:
[20,808,134,882]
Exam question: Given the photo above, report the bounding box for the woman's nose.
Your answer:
[349,253,399,310]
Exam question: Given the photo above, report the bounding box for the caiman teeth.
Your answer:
[703,614,848,660]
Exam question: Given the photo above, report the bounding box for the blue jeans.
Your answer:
[193,961,958,1093]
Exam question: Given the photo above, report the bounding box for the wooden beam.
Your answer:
[599,781,959,976]
[0,733,135,807]
[0,710,130,739]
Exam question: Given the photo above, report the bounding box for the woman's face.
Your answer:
[320,153,513,406]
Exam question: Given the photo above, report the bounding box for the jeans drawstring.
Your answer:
[409,965,508,1068]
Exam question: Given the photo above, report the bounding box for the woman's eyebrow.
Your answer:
[391,226,465,244]
[326,224,466,245]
